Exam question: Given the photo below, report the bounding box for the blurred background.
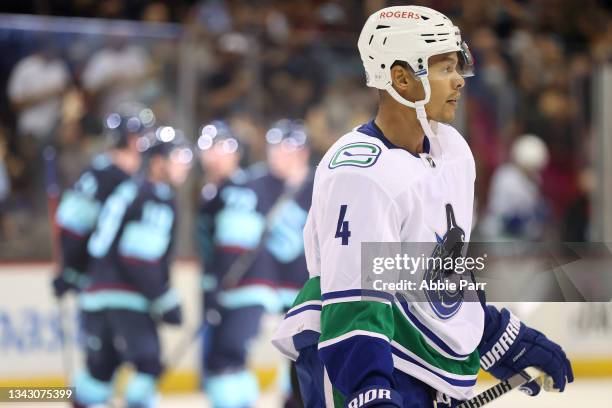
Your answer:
[0,0,610,407]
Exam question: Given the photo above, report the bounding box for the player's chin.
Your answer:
[441,103,457,121]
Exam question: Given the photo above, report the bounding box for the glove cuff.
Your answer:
[478,307,525,371]
[344,386,402,408]
[62,267,89,289]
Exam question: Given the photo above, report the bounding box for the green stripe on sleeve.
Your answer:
[290,277,321,308]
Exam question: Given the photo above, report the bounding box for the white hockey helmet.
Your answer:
[510,134,549,171]
[358,6,474,139]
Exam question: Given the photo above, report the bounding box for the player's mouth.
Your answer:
[446,95,460,106]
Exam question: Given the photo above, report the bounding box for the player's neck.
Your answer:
[285,164,308,189]
[375,103,426,154]
[147,160,168,185]
[111,149,139,174]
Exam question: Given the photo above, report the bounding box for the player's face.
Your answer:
[121,133,143,174]
[267,142,309,180]
[199,143,240,180]
[425,52,465,123]
[167,148,193,186]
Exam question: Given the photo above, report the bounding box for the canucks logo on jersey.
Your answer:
[423,204,466,320]
[328,142,381,169]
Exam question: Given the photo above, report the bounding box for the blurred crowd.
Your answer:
[0,0,610,258]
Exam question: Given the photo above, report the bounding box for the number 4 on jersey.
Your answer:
[335,204,351,245]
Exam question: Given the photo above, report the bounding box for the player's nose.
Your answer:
[454,73,465,89]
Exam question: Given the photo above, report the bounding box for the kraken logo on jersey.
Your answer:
[266,200,308,263]
[328,142,381,169]
[423,203,466,320]
[215,186,265,249]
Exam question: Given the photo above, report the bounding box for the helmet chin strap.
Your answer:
[384,76,438,142]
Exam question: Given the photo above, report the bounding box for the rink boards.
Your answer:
[0,261,610,392]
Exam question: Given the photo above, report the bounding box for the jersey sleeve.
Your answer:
[315,171,402,397]
[55,169,103,275]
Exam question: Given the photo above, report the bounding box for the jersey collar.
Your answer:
[356,120,430,158]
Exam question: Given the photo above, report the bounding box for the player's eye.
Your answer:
[444,63,458,74]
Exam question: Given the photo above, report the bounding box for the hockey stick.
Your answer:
[455,367,553,408]
[163,323,206,371]
[43,145,61,259]
[43,145,76,382]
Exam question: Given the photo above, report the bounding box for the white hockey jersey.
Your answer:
[273,120,484,400]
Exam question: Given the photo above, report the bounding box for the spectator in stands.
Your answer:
[81,34,152,118]
[480,134,550,241]
[7,43,70,143]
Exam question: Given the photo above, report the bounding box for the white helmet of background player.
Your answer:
[510,134,549,172]
[358,6,475,140]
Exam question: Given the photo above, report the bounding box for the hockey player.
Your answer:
[53,108,151,297]
[272,6,573,408]
[194,120,249,376]
[202,119,313,408]
[260,119,314,306]
[72,127,193,408]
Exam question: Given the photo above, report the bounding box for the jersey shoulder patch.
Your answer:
[328,141,382,170]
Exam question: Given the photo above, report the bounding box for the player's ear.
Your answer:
[390,64,410,90]
[390,63,420,97]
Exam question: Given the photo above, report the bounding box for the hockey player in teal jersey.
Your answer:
[194,120,249,377]
[273,6,573,408]
[53,107,152,297]
[72,127,193,408]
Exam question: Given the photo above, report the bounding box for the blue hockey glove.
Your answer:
[151,289,183,325]
[344,386,402,408]
[478,306,574,395]
[52,275,75,298]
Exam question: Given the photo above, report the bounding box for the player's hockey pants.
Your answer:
[73,310,162,408]
[203,305,264,408]
[295,344,437,408]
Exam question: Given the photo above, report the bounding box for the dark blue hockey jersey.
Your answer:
[205,166,314,312]
[196,169,253,294]
[55,154,130,287]
[80,179,179,316]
